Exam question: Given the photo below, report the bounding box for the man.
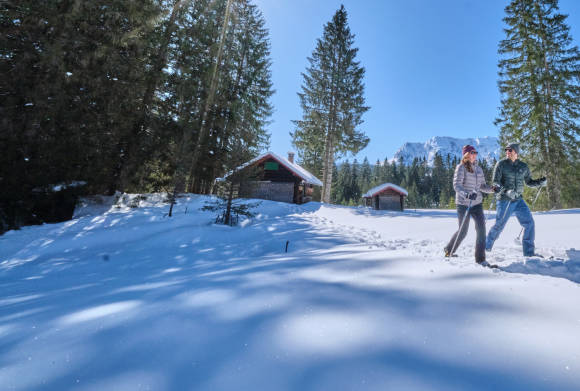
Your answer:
[486,142,547,256]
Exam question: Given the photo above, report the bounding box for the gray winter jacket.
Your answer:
[453,163,494,206]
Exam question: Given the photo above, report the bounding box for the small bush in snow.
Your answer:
[201,199,261,226]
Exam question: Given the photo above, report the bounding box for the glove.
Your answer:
[466,191,478,200]
[505,189,518,200]
[492,184,502,193]
[538,176,547,187]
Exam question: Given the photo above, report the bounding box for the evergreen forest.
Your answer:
[2,0,580,234]
[327,155,499,211]
[2,0,273,231]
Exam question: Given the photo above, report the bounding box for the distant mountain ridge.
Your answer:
[391,136,500,166]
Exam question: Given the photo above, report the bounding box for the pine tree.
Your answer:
[168,0,235,210]
[204,0,273,192]
[0,0,273,228]
[431,153,445,207]
[1,0,160,229]
[496,0,580,208]
[350,159,361,204]
[381,157,391,183]
[334,160,352,204]
[330,162,340,203]
[371,159,382,188]
[167,0,273,216]
[115,0,185,192]
[292,5,369,203]
[359,157,372,194]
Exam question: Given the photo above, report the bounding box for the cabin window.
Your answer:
[264,162,279,171]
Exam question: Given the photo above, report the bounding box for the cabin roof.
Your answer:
[218,152,323,186]
[362,183,408,198]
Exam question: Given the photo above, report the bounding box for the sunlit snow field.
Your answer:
[1,194,579,390]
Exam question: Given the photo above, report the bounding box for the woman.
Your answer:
[444,144,494,266]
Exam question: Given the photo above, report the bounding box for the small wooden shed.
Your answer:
[219,152,322,204]
[363,183,408,211]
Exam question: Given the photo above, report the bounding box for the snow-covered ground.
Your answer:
[1,195,579,391]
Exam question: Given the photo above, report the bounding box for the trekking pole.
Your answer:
[450,198,473,256]
[499,195,512,222]
[485,197,496,223]
[515,186,543,242]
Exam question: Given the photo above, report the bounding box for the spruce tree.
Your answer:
[292,5,369,203]
[372,159,382,187]
[115,0,186,192]
[1,0,160,229]
[381,157,391,183]
[350,159,361,204]
[335,160,352,204]
[431,153,445,207]
[496,0,580,208]
[167,0,273,216]
[359,157,372,194]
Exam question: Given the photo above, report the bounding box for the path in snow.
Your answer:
[294,204,580,283]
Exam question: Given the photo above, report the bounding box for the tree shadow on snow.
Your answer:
[0,206,579,390]
[499,248,580,284]
[535,208,580,216]
[329,205,458,219]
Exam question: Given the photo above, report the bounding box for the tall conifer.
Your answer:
[292,6,369,203]
[496,0,580,208]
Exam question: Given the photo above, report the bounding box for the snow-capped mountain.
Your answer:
[391,136,500,166]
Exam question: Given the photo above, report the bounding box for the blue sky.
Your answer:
[254,0,580,164]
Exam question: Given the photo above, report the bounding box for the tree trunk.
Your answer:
[321,42,342,204]
[545,92,562,208]
[539,9,562,209]
[321,134,334,203]
[225,181,235,225]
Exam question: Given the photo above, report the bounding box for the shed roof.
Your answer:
[218,152,323,186]
[363,183,408,198]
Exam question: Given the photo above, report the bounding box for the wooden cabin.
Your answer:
[219,152,322,204]
[363,183,408,211]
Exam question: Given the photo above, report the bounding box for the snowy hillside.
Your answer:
[1,194,580,391]
[392,136,500,166]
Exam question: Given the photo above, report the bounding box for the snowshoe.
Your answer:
[477,260,499,269]
[525,254,545,260]
[525,254,565,262]
[444,249,458,258]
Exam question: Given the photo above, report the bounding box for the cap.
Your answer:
[462,145,476,155]
[505,142,520,154]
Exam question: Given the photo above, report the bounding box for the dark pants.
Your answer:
[445,203,486,263]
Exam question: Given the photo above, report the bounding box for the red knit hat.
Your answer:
[462,145,476,155]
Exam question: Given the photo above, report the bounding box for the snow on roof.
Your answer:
[218,152,323,186]
[33,181,88,193]
[52,181,87,192]
[363,183,408,198]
